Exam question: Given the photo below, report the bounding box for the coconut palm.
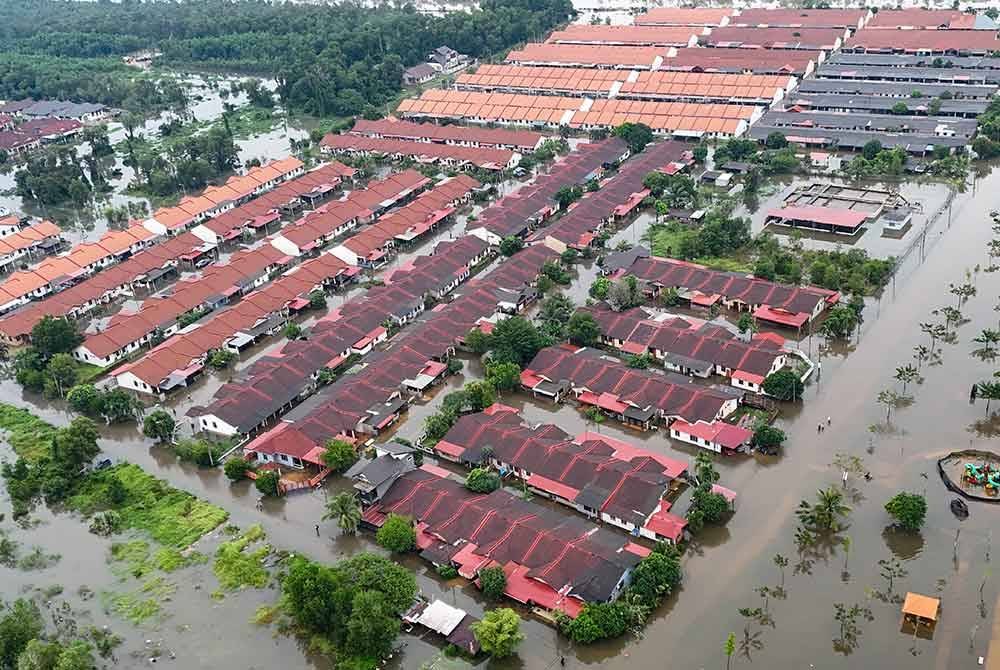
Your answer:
[974,329,1000,353]
[976,380,1000,416]
[323,491,362,535]
[813,487,851,531]
[893,364,920,395]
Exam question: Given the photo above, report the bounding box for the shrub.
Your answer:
[376,513,415,553]
[478,565,507,601]
[465,468,501,493]
[254,470,280,497]
[223,458,251,481]
[885,491,927,531]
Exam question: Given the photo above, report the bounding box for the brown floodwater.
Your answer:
[3,163,1000,669]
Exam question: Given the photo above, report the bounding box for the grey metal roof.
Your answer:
[748,123,966,153]
[800,77,997,99]
[759,110,977,137]
[786,92,986,116]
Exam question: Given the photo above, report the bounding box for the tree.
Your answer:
[589,277,611,300]
[223,457,251,481]
[45,354,78,398]
[690,487,730,525]
[255,469,280,497]
[345,590,400,659]
[322,439,357,473]
[465,327,492,354]
[876,388,902,423]
[478,565,507,601]
[465,380,497,411]
[538,293,574,339]
[885,492,927,532]
[554,185,583,209]
[472,608,523,658]
[797,487,851,532]
[0,598,43,669]
[324,492,362,535]
[973,328,1000,352]
[283,323,303,340]
[499,236,524,256]
[762,369,804,401]
[489,316,549,367]
[466,467,501,493]
[142,410,176,443]
[692,144,708,163]
[862,140,883,161]
[66,384,104,416]
[725,632,736,670]
[206,349,237,369]
[820,306,858,340]
[977,380,1000,415]
[30,316,82,360]
[751,423,786,451]
[736,313,757,336]
[764,132,788,150]
[878,556,908,594]
[485,361,520,391]
[376,513,415,553]
[613,122,653,153]
[308,290,327,310]
[629,545,681,606]
[606,276,641,312]
[567,312,601,347]
[891,101,909,115]
[101,389,141,424]
[693,451,720,488]
[893,364,920,395]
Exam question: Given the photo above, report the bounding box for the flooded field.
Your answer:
[2,151,1000,670]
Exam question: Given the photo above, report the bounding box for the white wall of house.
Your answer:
[199,414,239,436]
[116,370,158,396]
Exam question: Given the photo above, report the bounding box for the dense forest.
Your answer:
[0,0,574,116]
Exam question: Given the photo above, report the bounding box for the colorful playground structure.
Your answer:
[964,462,1000,494]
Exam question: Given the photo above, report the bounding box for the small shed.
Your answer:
[901,592,939,627]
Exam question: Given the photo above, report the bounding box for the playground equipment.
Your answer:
[965,462,1000,495]
[965,463,986,484]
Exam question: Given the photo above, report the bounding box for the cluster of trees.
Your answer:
[516,138,569,171]
[686,452,732,533]
[713,135,800,179]
[0,53,188,113]
[466,316,551,368]
[842,141,909,180]
[66,383,144,424]
[975,96,1000,158]
[122,119,239,198]
[0,598,97,670]
[280,553,417,663]
[2,416,101,517]
[651,208,752,262]
[422,379,502,444]
[0,0,572,119]
[14,146,108,207]
[752,233,894,296]
[613,123,654,154]
[14,317,85,399]
[560,542,682,643]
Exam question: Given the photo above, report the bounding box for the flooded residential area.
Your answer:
[1,3,1000,670]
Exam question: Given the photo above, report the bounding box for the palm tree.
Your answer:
[912,345,930,369]
[894,364,920,395]
[814,487,851,531]
[976,380,1000,416]
[323,492,362,535]
[974,329,1000,353]
[877,389,901,424]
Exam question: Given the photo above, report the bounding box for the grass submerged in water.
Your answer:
[213,524,270,591]
[69,463,228,548]
[0,404,59,462]
[101,576,177,625]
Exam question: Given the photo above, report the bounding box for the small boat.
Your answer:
[951,498,969,519]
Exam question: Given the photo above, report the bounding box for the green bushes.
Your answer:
[376,514,416,553]
[561,543,682,644]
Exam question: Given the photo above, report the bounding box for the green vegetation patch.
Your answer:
[69,463,228,548]
[0,403,59,462]
[213,524,270,591]
[101,576,176,625]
